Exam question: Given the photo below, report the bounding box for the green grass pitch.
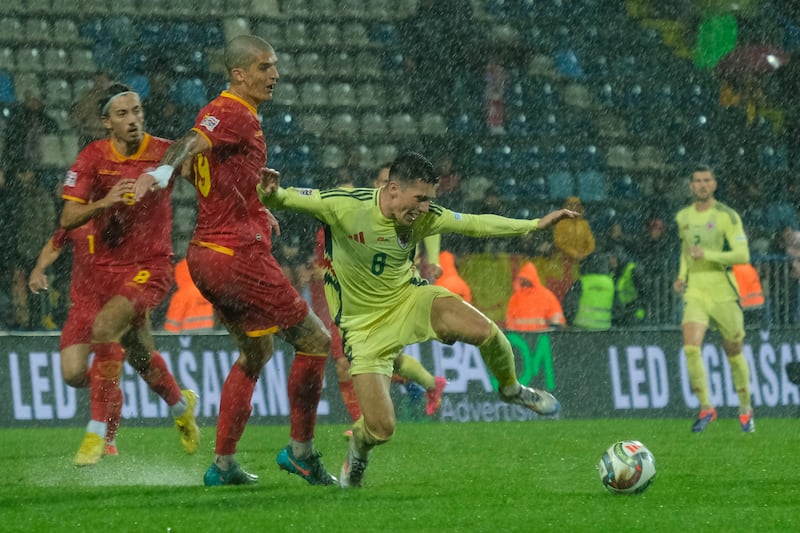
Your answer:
[2,418,798,532]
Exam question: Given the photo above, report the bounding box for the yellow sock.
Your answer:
[351,416,390,458]
[479,323,518,390]
[728,353,751,412]
[685,345,711,408]
[394,355,435,390]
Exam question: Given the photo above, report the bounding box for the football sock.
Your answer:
[478,322,518,390]
[728,352,752,413]
[290,439,314,459]
[338,377,362,422]
[684,345,711,408]
[394,354,435,390]
[216,362,257,456]
[89,345,124,427]
[86,419,106,437]
[136,350,182,407]
[287,352,327,443]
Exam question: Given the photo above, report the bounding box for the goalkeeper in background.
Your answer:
[673,164,754,433]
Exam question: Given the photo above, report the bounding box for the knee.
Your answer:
[365,414,396,443]
[236,348,271,378]
[61,362,89,387]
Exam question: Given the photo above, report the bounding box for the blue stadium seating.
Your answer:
[547,169,575,200]
[0,71,14,103]
[169,77,207,108]
[576,169,607,201]
[122,73,150,100]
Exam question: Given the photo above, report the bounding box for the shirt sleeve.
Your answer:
[703,210,750,266]
[62,145,97,204]
[192,106,242,149]
[258,186,339,225]
[426,207,539,237]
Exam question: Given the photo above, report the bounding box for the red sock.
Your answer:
[137,351,182,406]
[339,378,362,422]
[216,362,257,455]
[288,353,327,442]
[105,345,125,443]
[89,344,125,427]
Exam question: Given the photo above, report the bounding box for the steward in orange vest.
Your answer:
[732,263,765,309]
[164,258,215,332]
[505,262,565,331]
[435,250,472,303]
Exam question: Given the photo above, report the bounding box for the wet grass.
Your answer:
[1,418,798,532]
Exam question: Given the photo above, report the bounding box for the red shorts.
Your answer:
[187,241,308,335]
[60,294,103,349]
[93,260,174,320]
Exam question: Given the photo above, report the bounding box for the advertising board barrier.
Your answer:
[2,328,799,428]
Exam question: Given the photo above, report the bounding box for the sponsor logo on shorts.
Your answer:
[199,115,220,132]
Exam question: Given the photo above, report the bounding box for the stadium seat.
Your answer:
[44,79,72,107]
[70,49,97,73]
[576,169,607,201]
[369,23,398,45]
[523,176,549,201]
[300,82,328,107]
[281,0,309,16]
[321,144,346,168]
[314,23,340,47]
[516,144,542,172]
[116,0,138,14]
[527,53,557,78]
[636,145,665,170]
[0,71,14,103]
[51,19,81,44]
[268,143,286,169]
[250,0,281,16]
[222,17,250,42]
[225,0,251,15]
[611,174,640,200]
[388,113,417,136]
[373,144,398,165]
[342,22,369,45]
[328,51,356,78]
[297,52,324,77]
[547,170,575,200]
[0,17,23,42]
[270,110,297,137]
[605,144,635,169]
[419,113,447,136]
[507,112,532,137]
[563,82,592,109]
[255,22,283,47]
[169,78,208,108]
[329,113,357,136]
[72,78,93,99]
[45,107,71,130]
[360,112,388,136]
[577,144,604,170]
[308,0,338,16]
[449,112,477,137]
[40,134,66,168]
[284,144,315,172]
[329,83,356,107]
[25,18,51,42]
[299,113,327,137]
[43,49,69,73]
[356,83,385,107]
[276,52,295,78]
[14,73,41,100]
[284,22,310,47]
[354,50,382,78]
[61,133,79,165]
[352,144,375,169]
[15,48,44,72]
[273,82,298,106]
[758,144,789,171]
[0,48,14,71]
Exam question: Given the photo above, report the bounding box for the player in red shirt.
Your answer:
[28,221,126,462]
[134,35,335,486]
[60,83,200,466]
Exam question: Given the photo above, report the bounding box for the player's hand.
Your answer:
[537,209,579,230]
[28,270,48,294]
[673,279,686,294]
[132,173,156,202]
[266,208,281,237]
[258,167,281,195]
[99,178,136,208]
[688,246,704,259]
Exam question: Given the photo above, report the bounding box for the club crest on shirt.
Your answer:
[397,231,411,249]
[199,114,220,132]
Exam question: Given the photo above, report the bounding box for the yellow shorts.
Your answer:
[682,288,744,343]
[343,284,459,377]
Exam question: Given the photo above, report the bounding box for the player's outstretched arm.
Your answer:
[28,238,61,294]
[133,130,210,201]
[536,208,579,230]
[257,167,281,196]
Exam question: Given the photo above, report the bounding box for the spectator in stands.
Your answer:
[611,253,645,326]
[563,252,614,330]
[3,93,59,176]
[164,258,215,332]
[9,168,57,329]
[551,196,596,302]
[630,217,676,324]
[435,250,472,303]
[0,168,13,328]
[505,262,565,332]
[69,71,112,148]
[144,72,188,140]
[733,262,767,330]
[484,54,508,135]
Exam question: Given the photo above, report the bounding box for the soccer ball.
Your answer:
[598,440,656,495]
